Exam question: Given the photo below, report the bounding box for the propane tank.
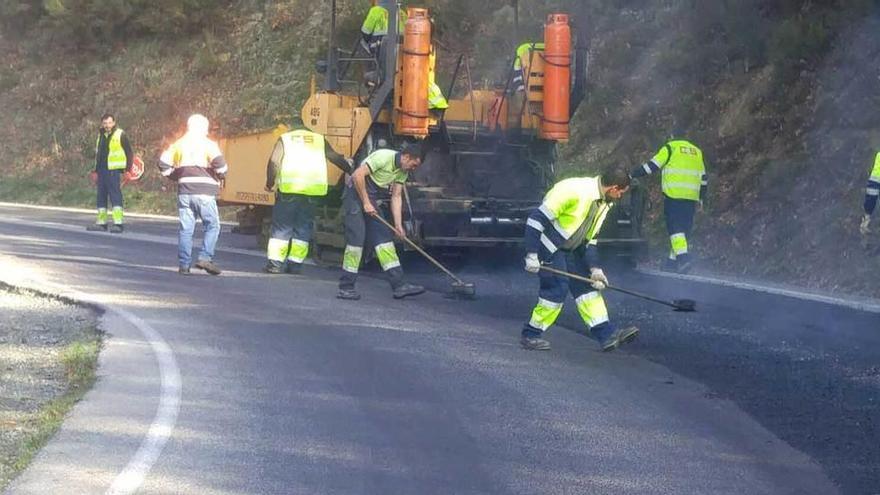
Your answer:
[541,13,571,141]
[398,7,431,136]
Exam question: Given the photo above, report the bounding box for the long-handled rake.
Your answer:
[539,265,696,312]
[372,214,476,299]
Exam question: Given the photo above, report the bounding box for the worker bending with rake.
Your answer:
[521,168,639,352]
[337,143,426,301]
[264,125,352,274]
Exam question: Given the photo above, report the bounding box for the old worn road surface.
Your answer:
[1,203,877,494]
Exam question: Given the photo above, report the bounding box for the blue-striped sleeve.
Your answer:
[524,207,567,258]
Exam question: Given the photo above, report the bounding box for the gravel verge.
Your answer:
[0,284,101,490]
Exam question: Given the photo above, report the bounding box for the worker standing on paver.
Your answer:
[337,143,425,301]
[360,0,391,55]
[511,42,544,94]
[630,135,707,273]
[521,168,640,352]
[158,114,228,276]
[263,127,352,274]
[87,113,133,233]
[859,151,880,235]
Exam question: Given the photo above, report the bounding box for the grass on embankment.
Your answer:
[1,335,101,490]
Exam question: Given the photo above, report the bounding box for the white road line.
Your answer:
[639,267,880,314]
[0,201,235,225]
[0,256,181,495]
[105,306,180,495]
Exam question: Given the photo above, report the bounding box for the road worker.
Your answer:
[859,151,880,235]
[511,41,544,93]
[630,134,707,273]
[263,126,353,274]
[521,168,640,352]
[87,113,133,233]
[428,50,448,112]
[337,143,425,300]
[158,114,228,276]
[360,0,404,55]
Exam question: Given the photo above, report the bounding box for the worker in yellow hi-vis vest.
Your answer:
[630,133,708,273]
[87,113,133,234]
[263,126,352,274]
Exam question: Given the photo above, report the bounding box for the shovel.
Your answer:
[372,213,476,299]
[539,265,696,312]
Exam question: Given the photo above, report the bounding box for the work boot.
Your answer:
[392,283,425,299]
[109,224,124,234]
[179,267,191,275]
[600,326,640,352]
[520,336,551,351]
[195,260,222,276]
[263,263,284,274]
[677,259,694,274]
[337,288,361,300]
[86,224,108,232]
[285,263,302,275]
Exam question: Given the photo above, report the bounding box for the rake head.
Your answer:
[672,299,697,312]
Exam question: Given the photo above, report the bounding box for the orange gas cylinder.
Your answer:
[541,13,571,141]
[398,7,431,136]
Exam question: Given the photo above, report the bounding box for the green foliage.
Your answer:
[0,0,232,49]
[0,67,20,93]
[768,16,831,68]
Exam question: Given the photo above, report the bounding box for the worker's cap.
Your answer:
[187,114,210,136]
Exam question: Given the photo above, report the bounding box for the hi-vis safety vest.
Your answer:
[540,177,612,250]
[657,140,705,201]
[97,129,127,171]
[514,42,545,70]
[361,6,388,36]
[871,152,880,182]
[428,81,448,110]
[277,130,328,196]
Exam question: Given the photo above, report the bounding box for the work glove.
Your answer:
[589,267,608,291]
[860,214,871,235]
[524,253,540,273]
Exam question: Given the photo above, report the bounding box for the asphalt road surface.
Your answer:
[0,204,877,495]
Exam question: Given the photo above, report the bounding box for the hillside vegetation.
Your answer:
[1,0,878,296]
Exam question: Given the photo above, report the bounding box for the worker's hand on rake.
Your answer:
[589,268,608,291]
[524,253,540,273]
[393,223,406,240]
[363,202,378,217]
[860,214,871,235]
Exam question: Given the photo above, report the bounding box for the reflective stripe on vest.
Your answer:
[661,140,705,201]
[96,129,127,170]
[277,130,328,196]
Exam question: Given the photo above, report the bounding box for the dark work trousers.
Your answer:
[96,169,123,211]
[338,182,404,291]
[267,193,316,269]
[664,196,697,264]
[522,246,615,343]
